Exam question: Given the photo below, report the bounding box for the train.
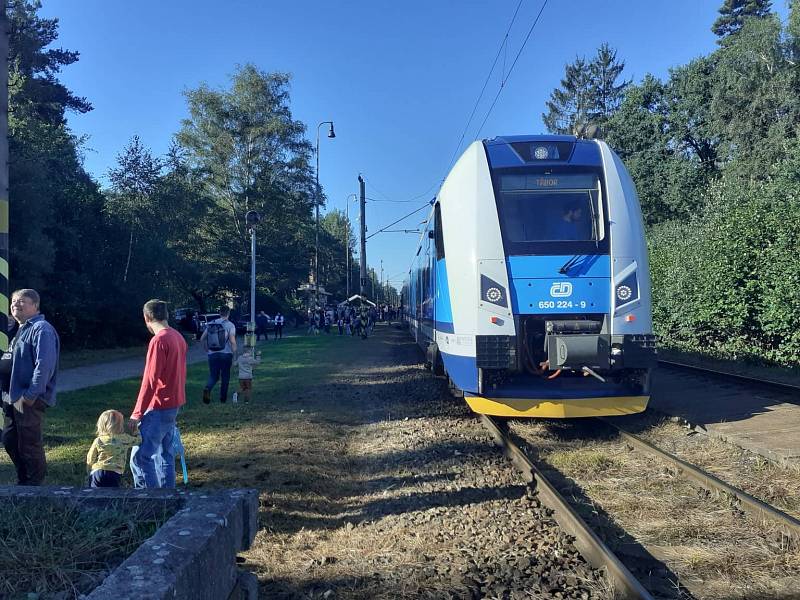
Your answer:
[405,134,657,418]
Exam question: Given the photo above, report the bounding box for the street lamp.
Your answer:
[315,120,335,311]
[245,210,261,349]
[344,193,358,297]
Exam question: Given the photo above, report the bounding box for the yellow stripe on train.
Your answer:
[465,395,649,418]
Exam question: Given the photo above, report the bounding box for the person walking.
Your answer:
[1,289,59,486]
[274,312,284,340]
[255,310,270,342]
[200,306,237,403]
[130,300,187,488]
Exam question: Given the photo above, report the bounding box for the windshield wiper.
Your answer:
[559,254,582,274]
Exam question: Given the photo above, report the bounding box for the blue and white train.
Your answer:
[405,135,657,418]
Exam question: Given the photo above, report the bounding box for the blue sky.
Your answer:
[40,0,789,292]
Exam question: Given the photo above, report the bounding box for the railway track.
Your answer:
[601,419,800,541]
[497,411,800,599]
[481,415,654,600]
[657,359,800,398]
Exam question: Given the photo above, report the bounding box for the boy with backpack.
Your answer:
[200,307,237,404]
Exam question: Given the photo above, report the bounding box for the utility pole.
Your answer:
[380,259,383,303]
[358,174,367,298]
[245,211,261,349]
[0,2,9,351]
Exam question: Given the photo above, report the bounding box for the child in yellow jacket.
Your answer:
[86,409,139,488]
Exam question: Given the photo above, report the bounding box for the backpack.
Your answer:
[206,321,227,352]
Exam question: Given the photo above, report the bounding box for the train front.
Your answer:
[437,135,656,417]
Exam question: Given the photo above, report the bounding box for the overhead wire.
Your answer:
[474,0,549,139]
[442,0,525,177]
[357,1,549,271]
[365,196,419,203]
[366,201,432,241]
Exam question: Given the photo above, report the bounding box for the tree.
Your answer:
[542,57,593,134]
[319,209,354,297]
[543,44,628,135]
[709,15,798,175]
[712,0,772,40]
[6,0,91,125]
[606,76,709,224]
[107,136,163,283]
[176,65,317,307]
[588,44,629,126]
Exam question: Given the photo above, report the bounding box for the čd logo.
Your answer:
[550,282,573,298]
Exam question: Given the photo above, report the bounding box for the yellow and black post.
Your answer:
[0,2,9,351]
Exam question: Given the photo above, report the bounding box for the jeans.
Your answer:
[133,408,177,488]
[206,352,233,401]
[2,399,47,485]
[87,469,122,488]
[130,445,164,488]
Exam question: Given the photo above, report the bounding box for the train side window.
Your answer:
[434,203,445,260]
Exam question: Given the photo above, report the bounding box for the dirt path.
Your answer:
[56,342,208,392]
[232,325,609,599]
[57,333,300,392]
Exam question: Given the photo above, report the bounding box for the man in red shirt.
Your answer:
[130,299,187,488]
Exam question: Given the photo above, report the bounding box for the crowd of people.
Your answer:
[306,303,398,339]
[1,291,400,491]
[0,292,271,491]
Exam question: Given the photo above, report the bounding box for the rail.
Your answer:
[480,415,654,600]
[602,418,800,541]
[658,359,800,395]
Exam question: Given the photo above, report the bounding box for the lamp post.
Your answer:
[315,120,335,311]
[245,210,261,349]
[344,193,358,298]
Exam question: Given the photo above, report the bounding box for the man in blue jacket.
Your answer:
[1,289,60,485]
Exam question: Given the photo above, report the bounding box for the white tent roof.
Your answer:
[340,294,376,307]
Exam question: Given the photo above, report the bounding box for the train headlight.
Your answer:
[616,285,632,302]
[480,275,508,308]
[533,146,549,160]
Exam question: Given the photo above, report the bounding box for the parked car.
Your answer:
[234,315,276,334]
[195,313,222,339]
[173,308,196,332]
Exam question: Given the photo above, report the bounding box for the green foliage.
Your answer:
[712,0,772,40]
[175,65,318,309]
[649,146,800,364]
[601,2,800,365]
[542,43,628,135]
[710,15,799,175]
[605,75,711,224]
[6,2,360,345]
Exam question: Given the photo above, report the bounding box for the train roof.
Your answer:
[483,135,603,168]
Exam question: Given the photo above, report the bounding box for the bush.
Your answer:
[649,147,800,365]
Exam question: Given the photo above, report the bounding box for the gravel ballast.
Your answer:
[246,325,612,599]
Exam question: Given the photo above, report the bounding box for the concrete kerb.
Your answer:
[0,485,259,600]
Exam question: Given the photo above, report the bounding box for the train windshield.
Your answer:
[493,171,608,255]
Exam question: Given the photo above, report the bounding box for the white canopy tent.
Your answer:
[338,294,376,307]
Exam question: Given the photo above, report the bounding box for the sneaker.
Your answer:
[232,392,238,403]
[202,388,211,404]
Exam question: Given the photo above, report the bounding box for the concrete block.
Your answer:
[0,485,259,600]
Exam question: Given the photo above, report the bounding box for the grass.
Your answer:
[0,498,172,598]
[512,418,800,599]
[0,333,373,487]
